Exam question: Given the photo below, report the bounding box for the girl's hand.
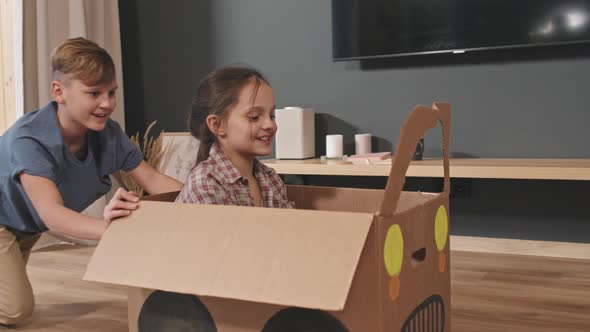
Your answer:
[103,188,140,221]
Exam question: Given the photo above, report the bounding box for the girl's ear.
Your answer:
[206,114,227,137]
[51,80,66,104]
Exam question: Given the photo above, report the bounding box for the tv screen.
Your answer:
[332,0,590,60]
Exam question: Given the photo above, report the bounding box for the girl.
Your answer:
[176,67,293,208]
[0,37,182,325]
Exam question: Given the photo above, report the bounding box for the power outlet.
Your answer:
[450,179,471,199]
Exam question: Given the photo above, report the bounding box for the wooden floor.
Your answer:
[3,245,589,331]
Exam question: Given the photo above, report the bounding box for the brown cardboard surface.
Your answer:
[287,185,385,213]
[377,197,451,331]
[85,202,373,310]
[141,190,180,202]
[380,102,451,217]
[374,102,451,331]
[128,287,150,332]
[396,191,442,214]
[334,222,381,332]
[87,102,452,332]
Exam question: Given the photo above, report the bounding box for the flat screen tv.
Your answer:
[332,0,590,60]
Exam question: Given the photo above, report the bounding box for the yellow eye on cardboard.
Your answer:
[434,205,448,251]
[384,224,404,301]
[384,224,404,277]
[435,205,449,273]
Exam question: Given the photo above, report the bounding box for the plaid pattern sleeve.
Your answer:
[255,161,295,209]
[175,163,234,205]
[175,143,295,208]
[276,179,295,209]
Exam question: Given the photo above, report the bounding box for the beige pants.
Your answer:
[0,226,39,325]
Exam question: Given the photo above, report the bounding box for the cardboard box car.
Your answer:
[84,103,451,332]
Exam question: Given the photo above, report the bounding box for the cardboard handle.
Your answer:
[378,103,451,217]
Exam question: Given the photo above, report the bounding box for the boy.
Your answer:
[0,37,182,325]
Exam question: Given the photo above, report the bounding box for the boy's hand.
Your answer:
[103,188,140,221]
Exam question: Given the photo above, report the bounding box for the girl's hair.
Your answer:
[189,66,269,164]
[51,37,115,86]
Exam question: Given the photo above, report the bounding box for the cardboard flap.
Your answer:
[84,201,374,311]
[380,103,451,216]
[287,185,384,213]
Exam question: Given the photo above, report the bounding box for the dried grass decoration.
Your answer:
[114,121,167,197]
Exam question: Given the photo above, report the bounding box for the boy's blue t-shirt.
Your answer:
[0,102,143,237]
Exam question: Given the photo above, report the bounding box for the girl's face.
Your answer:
[219,80,277,159]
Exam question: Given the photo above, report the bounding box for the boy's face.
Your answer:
[51,75,118,132]
[219,80,277,159]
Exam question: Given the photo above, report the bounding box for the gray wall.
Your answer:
[119,0,590,243]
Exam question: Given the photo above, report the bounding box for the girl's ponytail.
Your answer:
[189,81,215,164]
[196,124,215,164]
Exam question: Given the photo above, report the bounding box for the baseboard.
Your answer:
[450,235,590,260]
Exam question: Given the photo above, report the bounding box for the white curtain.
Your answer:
[0,0,23,133]
[23,0,126,126]
[22,0,127,248]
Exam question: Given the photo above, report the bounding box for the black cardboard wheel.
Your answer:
[262,308,348,332]
[138,290,217,332]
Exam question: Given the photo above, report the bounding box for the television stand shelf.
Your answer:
[262,158,590,181]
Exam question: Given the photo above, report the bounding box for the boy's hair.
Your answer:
[51,37,115,86]
[189,66,269,164]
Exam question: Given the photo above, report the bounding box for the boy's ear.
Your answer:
[206,114,227,137]
[51,80,66,104]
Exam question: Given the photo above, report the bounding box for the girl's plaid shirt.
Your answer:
[176,143,294,208]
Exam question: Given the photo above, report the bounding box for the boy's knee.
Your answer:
[0,294,35,325]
